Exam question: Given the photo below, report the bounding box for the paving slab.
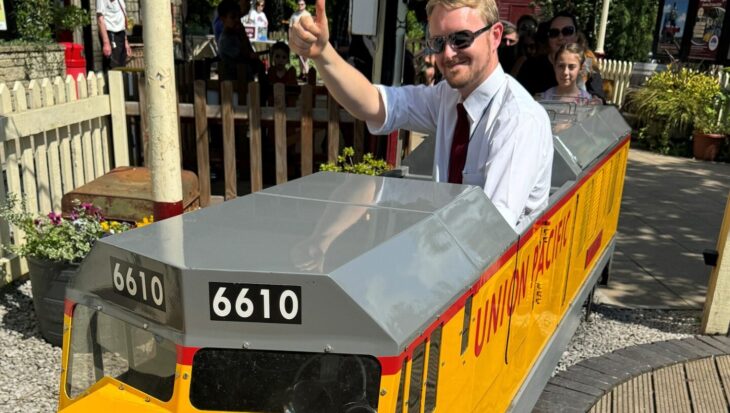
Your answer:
[596,148,730,309]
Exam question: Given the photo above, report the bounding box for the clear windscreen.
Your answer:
[190,349,382,413]
[65,304,177,401]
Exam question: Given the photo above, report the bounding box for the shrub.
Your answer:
[319,147,390,176]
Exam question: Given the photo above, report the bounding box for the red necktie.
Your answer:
[448,103,470,184]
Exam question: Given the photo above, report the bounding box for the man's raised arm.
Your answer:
[289,0,385,127]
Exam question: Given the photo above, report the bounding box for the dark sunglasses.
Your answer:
[427,22,495,54]
[548,26,576,38]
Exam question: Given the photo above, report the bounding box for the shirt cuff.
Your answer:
[366,85,392,135]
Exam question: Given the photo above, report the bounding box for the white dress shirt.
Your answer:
[368,65,553,231]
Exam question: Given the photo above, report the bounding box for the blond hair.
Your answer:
[426,0,499,26]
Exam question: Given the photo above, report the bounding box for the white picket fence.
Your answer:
[0,71,129,285]
[597,59,633,107]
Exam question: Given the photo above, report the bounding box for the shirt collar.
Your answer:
[461,64,506,123]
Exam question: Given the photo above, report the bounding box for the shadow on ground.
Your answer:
[0,279,43,340]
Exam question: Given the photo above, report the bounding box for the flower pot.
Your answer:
[693,132,726,161]
[26,256,79,347]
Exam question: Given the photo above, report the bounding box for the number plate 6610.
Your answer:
[209,282,301,324]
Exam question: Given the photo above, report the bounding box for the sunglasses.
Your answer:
[427,22,495,54]
[548,26,576,38]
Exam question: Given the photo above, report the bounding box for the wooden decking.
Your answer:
[534,336,730,412]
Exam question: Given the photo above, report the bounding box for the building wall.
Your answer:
[0,45,65,85]
[499,0,538,24]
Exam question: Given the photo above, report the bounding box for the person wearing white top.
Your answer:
[289,0,311,77]
[289,0,552,231]
[245,0,269,40]
[96,0,131,69]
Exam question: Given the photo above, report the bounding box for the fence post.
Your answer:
[702,191,730,335]
[108,70,130,168]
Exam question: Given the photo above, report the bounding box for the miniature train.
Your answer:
[56,103,630,412]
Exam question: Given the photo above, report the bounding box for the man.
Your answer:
[97,0,131,70]
[289,0,311,78]
[290,0,553,231]
[499,20,519,73]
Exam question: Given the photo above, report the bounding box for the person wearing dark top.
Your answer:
[516,11,605,102]
[217,0,267,83]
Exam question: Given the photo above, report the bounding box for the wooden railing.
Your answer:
[597,59,633,107]
[120,69,367,208]
[0,71,129,285]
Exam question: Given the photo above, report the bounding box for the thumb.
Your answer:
[315,0,327,25]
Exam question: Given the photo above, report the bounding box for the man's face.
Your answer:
[428,5,501,98]
[297,1,306,11]
[502,32,519,47]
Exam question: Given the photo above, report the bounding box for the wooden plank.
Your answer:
[614,345,675,368]
[58,77,76,192]
[645,342,694,364]
[717,355,730,404]
[655,340,707,361]
[69,76,85,188]
[88,73,105,179]
[541,383,596,409]
[674,338,719,358]
[123,101,357,123]
[0,95,111,142]
[108,70,130,167]
[327,93,339,163]
[549,376,605,398]
[300,84,313,176]
[588,392,611,413]
[565,365,619,391]
[578,356,634,381]
[354,119,365,162]
[43,78,63,211]
[0,85,13,252]
[13,82,39,214]
[221,80,237,200]
[29,80,52,214]
[697,335,730,354]
[194,81,211,207]
[248,81,262,193]
[681,337,725,356]
[77,77,95,184]
[653,363,692,413]
[137,72,149,166]
[685,357,729,413]
[273,83,287,184]
[96,74,111,174]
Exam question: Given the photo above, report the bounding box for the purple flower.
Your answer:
[47,212,62,226]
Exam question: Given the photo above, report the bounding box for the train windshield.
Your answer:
[190,349,382,413]
[65,304,176,401]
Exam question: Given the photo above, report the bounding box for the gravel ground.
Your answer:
[0,280,704,412]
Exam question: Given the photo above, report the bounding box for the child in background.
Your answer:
[267,42,298,86]
[537,43,595,105]
[267,42,298,106]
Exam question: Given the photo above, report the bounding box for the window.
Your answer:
[190,349,381,412]
[66,304,176,401]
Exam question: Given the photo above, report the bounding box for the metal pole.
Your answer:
[141,1,183,220]
[595,0,611,55]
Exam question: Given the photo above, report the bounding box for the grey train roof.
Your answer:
[67,105,630,358]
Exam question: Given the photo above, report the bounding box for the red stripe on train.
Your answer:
[584,231,603,269]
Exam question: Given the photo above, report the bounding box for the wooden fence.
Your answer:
[0,71,129,285]
[121,68,366,208]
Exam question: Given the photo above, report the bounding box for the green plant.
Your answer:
[320,147,390,176]
[0,196,132,263]
[628,66,728,154]
[54,4,91,31]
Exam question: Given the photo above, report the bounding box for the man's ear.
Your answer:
[491,22,504,44]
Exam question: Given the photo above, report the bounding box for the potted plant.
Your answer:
[628,66,728,159]
[687,71,729,161]
[0,196,134,346]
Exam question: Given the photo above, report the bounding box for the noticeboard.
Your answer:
[657,0,691,58]
[688,0,727,59]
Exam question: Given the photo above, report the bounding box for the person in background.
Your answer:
[516,11,605,102]
[217,0,267,83]
[289,0,312,79]
[536,42,595,104]
[246,0,269,40]
[97,0,131,70]
[516,14,538,39]
[268,41,298,86]
[498,20,519,73]
[289,0,553,231]
[510,31,536,76]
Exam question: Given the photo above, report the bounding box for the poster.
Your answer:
[657,0,691,58]
[0,0,7,31]
[689,0,727,60]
